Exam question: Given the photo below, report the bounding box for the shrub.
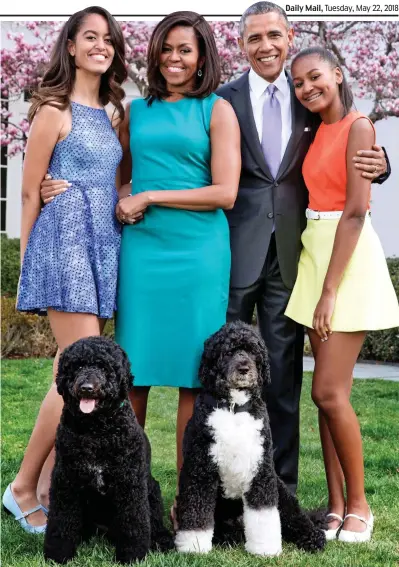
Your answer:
[1,297,57,358]
[1,236,20,297]
[1,296,116,359]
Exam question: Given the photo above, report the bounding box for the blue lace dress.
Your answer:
[17,102,122,318]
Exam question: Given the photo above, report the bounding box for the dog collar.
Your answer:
[201,393,253,414]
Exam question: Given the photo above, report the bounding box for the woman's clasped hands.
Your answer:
[115,188,149,225]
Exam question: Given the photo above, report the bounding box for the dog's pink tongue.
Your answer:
[80,399,96,414]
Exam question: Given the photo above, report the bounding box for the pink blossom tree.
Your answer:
[1,20,398,155]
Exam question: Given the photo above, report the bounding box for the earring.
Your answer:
[197,69,203,77]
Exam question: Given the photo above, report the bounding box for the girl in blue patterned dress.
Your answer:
[115,11,241,527]
[2,7,127,533]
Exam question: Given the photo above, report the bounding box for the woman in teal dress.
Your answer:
[116,11,241,523]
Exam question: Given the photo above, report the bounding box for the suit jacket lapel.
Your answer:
[276,74,307,180]
[230,72,273,180]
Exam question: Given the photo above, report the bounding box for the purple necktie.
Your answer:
[261,84,281,179]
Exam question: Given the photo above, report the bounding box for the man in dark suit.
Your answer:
[217,1,389,493]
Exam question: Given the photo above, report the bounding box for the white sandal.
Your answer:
[338,509,374,543]
[324,512,344,541]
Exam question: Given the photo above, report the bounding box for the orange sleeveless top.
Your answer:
[302,111,375,211]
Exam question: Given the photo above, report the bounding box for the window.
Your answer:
[0,201,6,233]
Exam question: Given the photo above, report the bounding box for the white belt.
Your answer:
[306,208,343,220]
[305,208,371,220]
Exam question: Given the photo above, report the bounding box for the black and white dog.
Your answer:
[175,322,326,556]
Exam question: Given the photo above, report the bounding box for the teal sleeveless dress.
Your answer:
[115,95,231,388]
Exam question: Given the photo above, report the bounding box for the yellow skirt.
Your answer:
[285,217,399,332]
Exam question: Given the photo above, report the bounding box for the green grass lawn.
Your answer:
[1,358,399,567]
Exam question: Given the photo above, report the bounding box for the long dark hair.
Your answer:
[28,6,127,122]
[291,47,354,117]
[146,11,221,105]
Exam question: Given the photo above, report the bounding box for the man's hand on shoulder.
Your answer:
[352,144,389,183]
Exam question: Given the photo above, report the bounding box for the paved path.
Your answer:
[303,356,399,382]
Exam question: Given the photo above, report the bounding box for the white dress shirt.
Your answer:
[248,68,292,163]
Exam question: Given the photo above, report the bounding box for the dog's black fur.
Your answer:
[176,322,326,554]
[43,337,174,565]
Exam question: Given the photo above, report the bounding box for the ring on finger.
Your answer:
[373,165,378,173]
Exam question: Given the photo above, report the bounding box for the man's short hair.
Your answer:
[239,2,290,36]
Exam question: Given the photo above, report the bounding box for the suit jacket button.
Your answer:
[267,212,274,219]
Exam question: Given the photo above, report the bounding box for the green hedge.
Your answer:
[1,236,20,297]
[1,237,398,362]
[360,258,399,363]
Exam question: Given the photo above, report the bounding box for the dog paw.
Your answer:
[243,505,282,556]
[115,549,148,564]
[175,529,213,553]
[245,540,282,557]
[44,539,77,564]
[153,531,175,552]
[297,528,326,553]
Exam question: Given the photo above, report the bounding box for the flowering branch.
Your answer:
[1,20,397,154]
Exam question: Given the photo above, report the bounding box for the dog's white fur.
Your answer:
[243,502,282,556]
[207,407,264,500]
[175,528,214,553]
[230,388,250,406]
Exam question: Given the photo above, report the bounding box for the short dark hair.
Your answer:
[291,47,354,117]
[146,11,221,104]
[239,2,290,37]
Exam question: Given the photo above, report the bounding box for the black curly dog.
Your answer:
[175,321,326,556]
[44,337,174,565]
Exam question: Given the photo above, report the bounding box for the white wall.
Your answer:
[5,96,26,239]
[357,100,399,258]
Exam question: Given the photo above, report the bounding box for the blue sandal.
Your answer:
[2,484,47,534]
